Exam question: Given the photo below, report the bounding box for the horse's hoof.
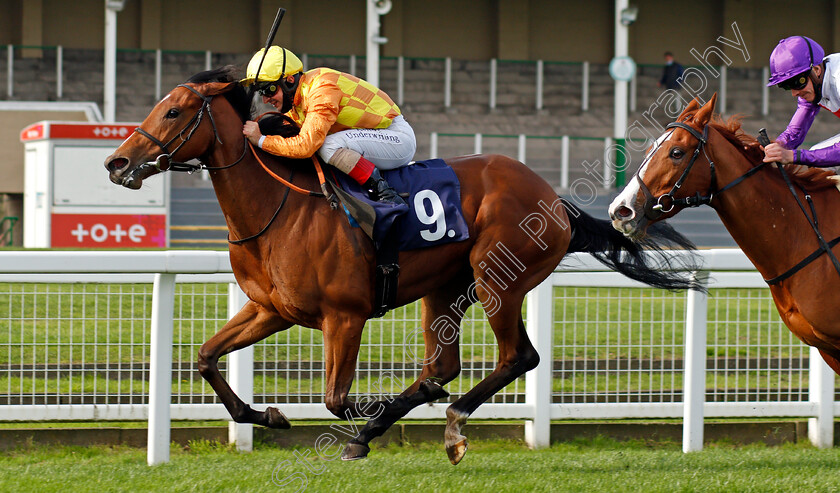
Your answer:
[340,441,370,461]
[446,435,468,465]
[265,407,291,429]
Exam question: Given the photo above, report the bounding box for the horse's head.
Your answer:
[104,81,237,189]
[609,94,718,239]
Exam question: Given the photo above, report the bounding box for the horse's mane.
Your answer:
[707,115,837,192]
[186,66,301,138]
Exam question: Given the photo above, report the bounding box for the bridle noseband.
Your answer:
[133,83,247,174]
[636,121,767,220]
[633,121,840,286]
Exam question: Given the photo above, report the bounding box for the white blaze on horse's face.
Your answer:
[608,130,674,237]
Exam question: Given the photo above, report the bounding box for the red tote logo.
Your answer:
[51,214,167,247]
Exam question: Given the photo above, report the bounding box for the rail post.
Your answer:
[489,58,497,109]
[205,50,212,71]
[397,56,405,105]
[525,278,553,448]
[444,57,452,108]
[683,271,709,453]
[536,59,544,110]
[430,132,438,159]
[349,54,357,76]
[473,133,482,155]
[560,135,570,189]
[155,49,162,101]
[581,61,590,111]
[518,134,527,165]
[719,65,727,114]
[56,45,63,99]
[228,283,254,451]
[7,44,13,98]
[148,273,176,465]
[808,345,835,448]
[762,66,770,116]
[603,137,613,189]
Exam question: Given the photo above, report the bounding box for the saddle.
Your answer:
[254,114,468,318]
[322,159,470,318]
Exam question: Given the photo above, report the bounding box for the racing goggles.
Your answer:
[258,81,281,98]
[778,71,810,91]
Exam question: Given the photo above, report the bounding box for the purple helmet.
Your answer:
[767,36,825,87]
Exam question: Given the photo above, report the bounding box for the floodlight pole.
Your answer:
[104,0,125,123]
[366,0,391,87]
[613,0,629,156]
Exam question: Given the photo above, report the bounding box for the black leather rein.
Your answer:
[635,121,840,285]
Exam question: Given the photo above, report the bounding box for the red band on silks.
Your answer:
[348,156,375,184]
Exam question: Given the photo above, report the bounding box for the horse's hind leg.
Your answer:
[340,279,469,460]
[444,294,539,465]
[198,300,293,428]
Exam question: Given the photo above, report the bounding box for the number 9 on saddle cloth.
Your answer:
[325,158,470,317]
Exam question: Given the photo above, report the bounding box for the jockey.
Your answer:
[241,46,415,206]
[763,36,840,168]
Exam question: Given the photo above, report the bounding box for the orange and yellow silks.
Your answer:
[260,68,401,159]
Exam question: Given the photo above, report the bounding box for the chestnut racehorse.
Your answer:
[106,67,696,464]
[610,93,840,378]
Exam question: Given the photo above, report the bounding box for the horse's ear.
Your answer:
[694,93,717,126]
[678,98,700,121]
[202,82,237,96]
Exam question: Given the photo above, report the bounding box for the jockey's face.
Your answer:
[262,93,284,109]
[791,78,816,102]
[790,65,822,103]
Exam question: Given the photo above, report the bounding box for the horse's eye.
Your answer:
[165,108,180,119]
[669,148,685,160]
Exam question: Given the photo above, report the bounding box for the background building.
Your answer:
[1,0,839,246]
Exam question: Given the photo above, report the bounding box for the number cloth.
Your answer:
[331,159,470,250]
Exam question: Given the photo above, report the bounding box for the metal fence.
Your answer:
[2,45,780,116]
[0,250,835,465]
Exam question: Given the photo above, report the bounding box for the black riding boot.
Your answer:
[364,168,406,206]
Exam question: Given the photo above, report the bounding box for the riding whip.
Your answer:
[247,7,286,101]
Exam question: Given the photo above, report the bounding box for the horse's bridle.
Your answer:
[130,83,326,244]
[635,121,840,286]
[133,84,248,174]
[636,121,767,221]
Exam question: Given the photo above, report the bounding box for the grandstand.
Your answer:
[2,0,840,247]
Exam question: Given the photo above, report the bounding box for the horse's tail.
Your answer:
[563,199,704,291]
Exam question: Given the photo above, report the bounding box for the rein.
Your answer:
[132,84,337,243]
[637,120,840,285]
[756,130,840,284]
[246,112,338,208]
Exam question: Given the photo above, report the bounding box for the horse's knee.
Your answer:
[436,360,461,385]
[196,347,217,378]
[325,394,349,419]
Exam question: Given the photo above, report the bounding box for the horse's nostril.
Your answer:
[107,157,129,172]
[616,206,633,219]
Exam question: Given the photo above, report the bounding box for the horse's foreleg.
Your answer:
[341,282,469,460]
[320,314,367,420]
[198,300,293,428]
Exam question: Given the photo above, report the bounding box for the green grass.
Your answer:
[1,438,840,492]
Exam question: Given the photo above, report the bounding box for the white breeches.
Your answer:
[318,115,416,170]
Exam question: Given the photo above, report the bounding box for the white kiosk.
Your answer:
[20,121,170,248]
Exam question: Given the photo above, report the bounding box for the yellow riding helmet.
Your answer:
[240,46,303,86]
